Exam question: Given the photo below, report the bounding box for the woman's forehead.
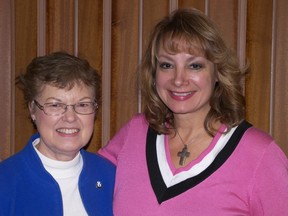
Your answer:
[158,37,205,57]
[36,82,94,98]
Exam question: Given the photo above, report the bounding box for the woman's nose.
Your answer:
[62,106,77,122]
[173,68,187,86]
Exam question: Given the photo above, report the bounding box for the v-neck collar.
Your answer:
[146,121,252,204]
[163,124,227,175]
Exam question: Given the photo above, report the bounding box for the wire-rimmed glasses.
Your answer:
[33,100,98,116]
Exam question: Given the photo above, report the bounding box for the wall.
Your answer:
[1,0,287,160]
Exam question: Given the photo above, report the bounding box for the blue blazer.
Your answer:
[0,133,115,216]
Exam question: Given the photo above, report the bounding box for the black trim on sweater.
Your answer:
[146,121,252,204]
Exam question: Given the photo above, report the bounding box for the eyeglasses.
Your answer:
[33,100,98,116]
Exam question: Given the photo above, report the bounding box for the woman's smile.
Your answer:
[169,90,194,100]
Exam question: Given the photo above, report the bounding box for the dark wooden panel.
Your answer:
[1,0,286,159]
[46,0,75,53]
[179,0,206,11]
[14,0,38,154]
[0,0,14,159]
[78,0,103,152]
[141,1,169,112]
[110,0,139,137]
[209,0,238,50]
[245,0,273,132]
[142,0,169,50]
[272,0,288,156]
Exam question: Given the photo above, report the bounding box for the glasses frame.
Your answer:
[33,99,98,116]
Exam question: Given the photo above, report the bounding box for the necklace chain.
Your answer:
[176,128,194,147]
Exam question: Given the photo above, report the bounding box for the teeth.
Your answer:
[56,128,79,134]
[172,92,192,97]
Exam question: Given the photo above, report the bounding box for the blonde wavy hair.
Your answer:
[138,8,247,136]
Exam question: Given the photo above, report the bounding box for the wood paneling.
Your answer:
[110,0,139,137]
[273,0,288,154]
[46,0,75,53]
[208,0,238,50]
[246,0,273,132]
[0,0,14,160]
[179,0,205,11]
[142,0,170,52]
[78,0,103,152]
[14,0,38,153]
[1,0,288,159]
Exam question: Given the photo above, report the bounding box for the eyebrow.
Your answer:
[43,96,93,103]
[157,54,205,62]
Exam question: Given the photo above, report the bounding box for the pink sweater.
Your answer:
[99,114,288,215]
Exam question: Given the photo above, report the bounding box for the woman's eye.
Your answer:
[49,103,62,108]
[78,102,90,107]
[190,63,203,70]
[159,62,173,69]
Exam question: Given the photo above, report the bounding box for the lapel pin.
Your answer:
[96,181,102,188]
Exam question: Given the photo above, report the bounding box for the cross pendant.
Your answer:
[177,145,190,166]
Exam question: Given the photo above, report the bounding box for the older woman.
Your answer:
[0,52,115,216]
[99,8,288,215]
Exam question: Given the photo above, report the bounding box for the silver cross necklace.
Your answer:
[176,129,194,166]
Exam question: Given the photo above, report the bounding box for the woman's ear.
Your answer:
[28,101,36,122]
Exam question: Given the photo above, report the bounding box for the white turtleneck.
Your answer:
[33,138,88,216]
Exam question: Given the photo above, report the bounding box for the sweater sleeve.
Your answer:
[98,114,142,165]
[249,141,288,215]
[98,114,148,165]
[98,125,129,165]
